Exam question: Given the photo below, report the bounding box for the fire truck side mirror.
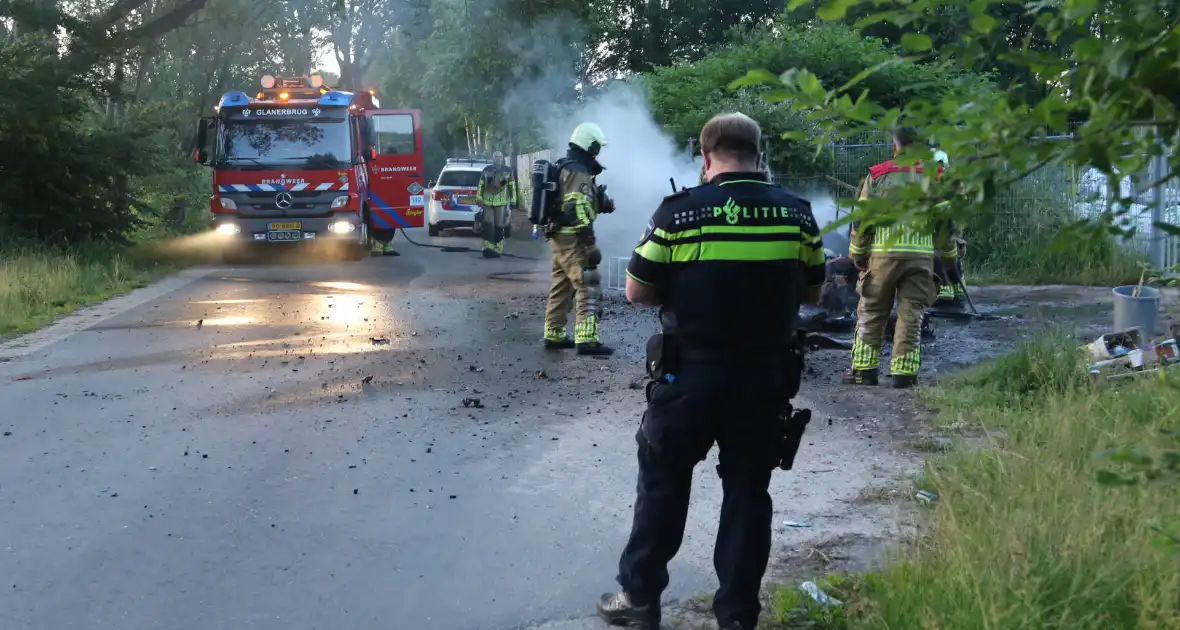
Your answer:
[194,117,215,166]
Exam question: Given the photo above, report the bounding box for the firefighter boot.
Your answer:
[543,327,575,350]
[842,368,879,386]
[891,374,918,389]
[596,591,659,629]
[574,316,613,356]
[493,227,505,255]
[576,341,615,356]
[371,240,400,257]
[481,221,500,259]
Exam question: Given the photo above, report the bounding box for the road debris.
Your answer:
[462,398,484,409]
[800,581,842,607]
[783,520,811,528]
[370,337,390,346]
[916,490,938,504]
[361,375,374,385]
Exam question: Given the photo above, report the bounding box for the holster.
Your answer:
[775,331,810,470]
[775,405,812,471]
[645,332,680,386]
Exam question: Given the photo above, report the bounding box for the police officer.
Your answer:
[476,151,518,258]
[844,127,959,389]
[542,122,616,356]
[597,113,826,630]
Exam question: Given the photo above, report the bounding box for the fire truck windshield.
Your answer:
[220,118,351,169]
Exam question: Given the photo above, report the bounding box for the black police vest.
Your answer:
[659,181,815,351]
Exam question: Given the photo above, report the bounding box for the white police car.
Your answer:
[426,158,494,237]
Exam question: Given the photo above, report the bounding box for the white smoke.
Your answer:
[543,83,702,260]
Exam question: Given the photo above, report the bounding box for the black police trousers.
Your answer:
[616,358,791,628]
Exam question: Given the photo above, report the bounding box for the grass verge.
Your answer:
[763,335,1180,629]
[967,237,1144,286]
[0,240,185,339]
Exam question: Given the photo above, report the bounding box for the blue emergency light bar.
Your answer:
[217,91,251,109]
[318,91,355,107]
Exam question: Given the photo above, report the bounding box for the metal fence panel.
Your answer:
[605,256,628,292]
[824,134,1180,271]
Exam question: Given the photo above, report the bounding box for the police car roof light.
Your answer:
[218,91,251,109]
[318,90,355,107]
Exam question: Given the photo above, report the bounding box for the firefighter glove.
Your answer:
[597,185,615,214]
[851,254,869,271]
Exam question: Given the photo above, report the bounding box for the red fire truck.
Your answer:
[193,74,425,260]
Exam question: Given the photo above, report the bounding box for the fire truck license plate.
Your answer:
[269,222,301,230]
[267,230,302,242]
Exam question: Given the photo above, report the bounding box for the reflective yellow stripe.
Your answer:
[635,239,670,263]
[699,240,801,261]
[637,225,808,263]
[871,225,934,254]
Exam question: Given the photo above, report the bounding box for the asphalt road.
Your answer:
[0,229,905,630]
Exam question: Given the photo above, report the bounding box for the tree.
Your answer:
[735,0,1180,253]
[646,16,974,179]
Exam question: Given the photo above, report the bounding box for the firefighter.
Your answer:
[476,151,517,258]
[597,113,826,630]
[930,145,968,306]
[844,127,959,389]
[542,122,616,356]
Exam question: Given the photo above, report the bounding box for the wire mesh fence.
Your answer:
[820,131,1180,272]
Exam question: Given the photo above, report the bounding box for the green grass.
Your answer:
[764,336,1180,629]
[0,240,182,338]
[964,223,1145,286]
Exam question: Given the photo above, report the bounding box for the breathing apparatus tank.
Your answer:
[529,159,559,226]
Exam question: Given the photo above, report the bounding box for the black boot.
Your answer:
[891,374,918,389]
[842,368,879,386]
[544,338,575,350]
[577,342,614,356]
[481,221,499,258]
[596,591,659,629]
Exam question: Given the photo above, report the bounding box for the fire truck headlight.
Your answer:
[328,220,357,234]
[218,197,237,210]
[330,195,350,209]
[216,223,240,236]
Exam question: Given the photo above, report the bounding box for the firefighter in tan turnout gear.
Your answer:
[844,127,959,389]
[476,151,518,258]
[542,122,616,356]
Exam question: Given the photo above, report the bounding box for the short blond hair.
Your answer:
[700,112,761,161]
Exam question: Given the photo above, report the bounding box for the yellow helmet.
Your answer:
[569,123,606,156]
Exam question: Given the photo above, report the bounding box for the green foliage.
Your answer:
[739,0,1180,252]
[645,18,980,178]
[794,338,1180,629]
[0,37,206,245]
